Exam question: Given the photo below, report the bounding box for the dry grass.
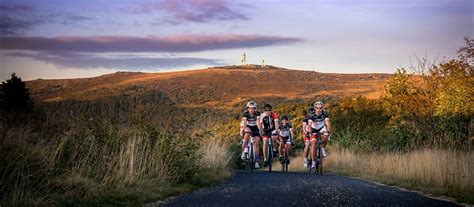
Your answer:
[199,137,233,171]
[300,147,474,203]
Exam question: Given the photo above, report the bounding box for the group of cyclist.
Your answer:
[240,100,331,171]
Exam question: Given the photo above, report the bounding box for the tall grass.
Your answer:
[314,147,474,203]
[0,93,233,206]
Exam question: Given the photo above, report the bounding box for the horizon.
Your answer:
[22,64,396,81]
[0,0,472,81]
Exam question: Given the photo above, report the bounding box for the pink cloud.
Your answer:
[131,0,249,24]
[0,34,303,52]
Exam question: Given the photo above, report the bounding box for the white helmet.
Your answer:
[314,101,324,107]
[246,101,257,108]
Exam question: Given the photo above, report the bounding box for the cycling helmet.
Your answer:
[246,101,257,108]
[308,107,316,114]
[264,103,272,111]
[314,101,324,107]
[281,115,289,121]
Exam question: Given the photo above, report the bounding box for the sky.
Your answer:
[0,0,472,80]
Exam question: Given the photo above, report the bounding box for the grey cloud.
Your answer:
[5,51,222,70]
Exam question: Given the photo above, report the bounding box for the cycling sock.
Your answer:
[255,155,260,161]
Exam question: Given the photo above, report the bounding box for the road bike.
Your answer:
[244,135,256,173]
[266,135,274,172]
[280,135,290,172]
[310,133,324,175]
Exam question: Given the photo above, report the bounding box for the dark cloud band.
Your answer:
[6,51,222,70]
[0,35,303,53]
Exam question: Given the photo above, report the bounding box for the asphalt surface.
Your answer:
[157,171,460,207]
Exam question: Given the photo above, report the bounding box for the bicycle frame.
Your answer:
[281,134,290,172]
[267,136,273,172]
[245,135,255,173]
[310,133,323,175]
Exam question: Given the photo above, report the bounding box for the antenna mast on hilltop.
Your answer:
[241,53,246,66]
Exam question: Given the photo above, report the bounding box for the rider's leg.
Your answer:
[311,134,317,167]
[254,136,260,162]
[271,134,278,155]
[286,143,292,156]
[321,133,329,148]
[304,139,310,159]
[243,128,250,149]
[262,136,268,161]
[242,128,251,159]
[278,137,284,158]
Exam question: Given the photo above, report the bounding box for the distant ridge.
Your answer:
[26,65,391,107]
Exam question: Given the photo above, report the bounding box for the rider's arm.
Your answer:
[242,117,248,131]
[307,120,313,134]
[275,119,280,133]
[325,118,331,133]
[257,117,262,132]
[302,122,307,138]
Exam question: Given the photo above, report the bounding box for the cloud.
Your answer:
[6,51,222,70]
[130,0,249,25]
[0,3,94,35]
[0,35,303,52]
[0,3,36,35]
[0,4,34,12]
[0,16,35,35]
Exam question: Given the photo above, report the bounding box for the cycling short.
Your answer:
[280,136,291,145]
[246,125,260,137]
[262,130,277,139]
[304,133,311,142]
[311,126,328,140]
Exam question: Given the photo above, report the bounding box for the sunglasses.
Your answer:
[249,107,256,109]
[264,109,271,111]
[315,107,322,110]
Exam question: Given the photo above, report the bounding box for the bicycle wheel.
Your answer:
[285,150,289,172]
[316,143,321,175]
[250,147,254,173]
[319,155,323,175]
[268,141,272,173]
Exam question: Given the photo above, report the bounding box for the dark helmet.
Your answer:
[281,115,289,121]
[264,103,272,111]
[308,107,316,114]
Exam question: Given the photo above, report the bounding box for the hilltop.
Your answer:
[26,66,391,108]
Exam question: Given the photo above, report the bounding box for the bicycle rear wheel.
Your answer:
[268,143,272,173]
[250,149,254,173]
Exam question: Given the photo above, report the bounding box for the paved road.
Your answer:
[157,171,460,207]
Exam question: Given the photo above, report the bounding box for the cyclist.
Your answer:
[278,115,294,164]
[260,103,279,167]
[241,101,263,169]
[307,101,331,170]
[302,107,315,168]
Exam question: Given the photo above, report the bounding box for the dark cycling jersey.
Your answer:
[242,111,261,137]
[302,115,309,125]
[279,123,292,137]
[308,111,329,131]
[260,112,278,132]
[243,111,261,126]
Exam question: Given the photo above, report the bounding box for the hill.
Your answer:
[26,66,391,108]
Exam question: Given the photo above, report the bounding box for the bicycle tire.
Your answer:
[268,141,272,173]
[250,146,254,173]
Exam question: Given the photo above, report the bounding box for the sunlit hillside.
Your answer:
[26,65,391,109]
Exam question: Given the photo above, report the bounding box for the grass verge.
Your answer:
[291,147,474,204]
